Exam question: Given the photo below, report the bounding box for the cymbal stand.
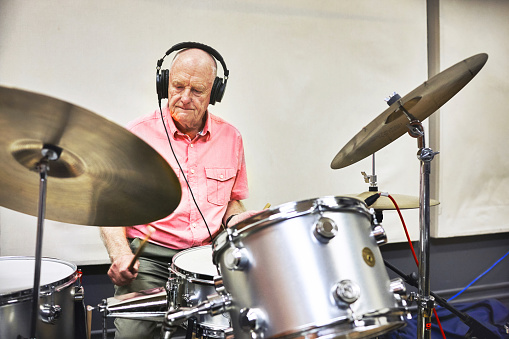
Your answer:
[394,96,439,339]
[29,144,62,339]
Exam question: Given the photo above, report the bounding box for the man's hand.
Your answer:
[107,253,139,286]
[227,210,262,227]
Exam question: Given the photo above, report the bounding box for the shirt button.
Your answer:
[190,169,195,174]
[190,144,194,148]
[220,174,224,179]
[192,223,196,228]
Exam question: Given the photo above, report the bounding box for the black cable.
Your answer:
[158,102,214,242]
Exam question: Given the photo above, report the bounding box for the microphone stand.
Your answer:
[384,260,500,339]
[362,154,385,223]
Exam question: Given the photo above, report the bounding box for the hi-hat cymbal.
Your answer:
[344,191,439,210]
[0,86,181,226]
[331,53,488,169]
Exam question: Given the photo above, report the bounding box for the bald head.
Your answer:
[170,48,217,84]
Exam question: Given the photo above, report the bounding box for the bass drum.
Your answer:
[0,256,81,339]
[213,196,408,339]
[168,245,231,338]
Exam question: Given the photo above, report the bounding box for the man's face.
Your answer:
[167,49,216,137]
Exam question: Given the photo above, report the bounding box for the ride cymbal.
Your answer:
[0,86,181,226]
[331,53,488,169]
[344,191,439,210]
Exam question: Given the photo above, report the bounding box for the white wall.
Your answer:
[0,0,506,265]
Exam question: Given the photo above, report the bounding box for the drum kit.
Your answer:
[0,53,490,339]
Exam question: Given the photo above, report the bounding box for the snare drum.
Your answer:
[0,256,81,339]
[168,245,231,338]
[213,196,407,339]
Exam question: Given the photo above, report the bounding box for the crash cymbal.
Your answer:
[344,191,439,210]
[331,53,488,169]
[0,86,181,226]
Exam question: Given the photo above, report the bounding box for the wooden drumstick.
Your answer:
[263,203,271,210]
[128,225,155,271]
[86,305,93,339]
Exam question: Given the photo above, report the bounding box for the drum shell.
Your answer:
[0,256,79,339]
[213,196,406,339]
[169,246,231,337]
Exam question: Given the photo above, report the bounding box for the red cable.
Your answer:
[385,194,419,266]
[385,193,446,339]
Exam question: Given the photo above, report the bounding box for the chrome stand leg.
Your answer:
[102,299,108,339]
[29,145,62,339]
[417,150,436,339]
[29,160,49,339]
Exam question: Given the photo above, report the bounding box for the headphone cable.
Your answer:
[158,102,214,243]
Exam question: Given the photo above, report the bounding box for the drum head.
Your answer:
[172,245,218,279]
[237,196,369,232]
[0,256,76,296]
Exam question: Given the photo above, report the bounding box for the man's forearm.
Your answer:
[100,227,132,262]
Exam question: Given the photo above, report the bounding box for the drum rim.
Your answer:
[170,245,217,283]
[0,256,78,305]
[212,196,372,262]
[270,308,406,339]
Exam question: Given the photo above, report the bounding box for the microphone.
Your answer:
[364,193,381,207]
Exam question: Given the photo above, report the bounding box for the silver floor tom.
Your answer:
[213,196,407,339]
[169,245,231,338]
[0,256,80,339]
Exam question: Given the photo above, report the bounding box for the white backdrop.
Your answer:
[433,0,509,237]
[0,1,506,265]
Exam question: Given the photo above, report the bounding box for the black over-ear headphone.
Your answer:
[156,42,229,105]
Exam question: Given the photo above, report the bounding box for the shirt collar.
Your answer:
[163,106,211,140]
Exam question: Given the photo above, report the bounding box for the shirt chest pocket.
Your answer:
[205,168,236,206]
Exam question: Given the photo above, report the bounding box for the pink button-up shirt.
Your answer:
[125,107,249,249]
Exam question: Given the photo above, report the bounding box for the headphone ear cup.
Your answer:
[216,80,226,103]
[210,77,226,105]
[156,69,170,100]
[209,77,220,105]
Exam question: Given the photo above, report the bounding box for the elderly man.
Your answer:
[100,43,258,338]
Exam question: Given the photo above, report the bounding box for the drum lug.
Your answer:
[183,292,199,304]
[223,327,235,339]
[333,280,361,305]
[214,276,228,296]
[239,307,266,337]
[389,278,407,295]
[224,247,250,271]
[166,275,181,308]
[40,303,62,324]
[370,224,388,245]
[74,285,85,301]
[313,216,338,243]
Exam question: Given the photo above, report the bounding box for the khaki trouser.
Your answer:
[113,238,180,339]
